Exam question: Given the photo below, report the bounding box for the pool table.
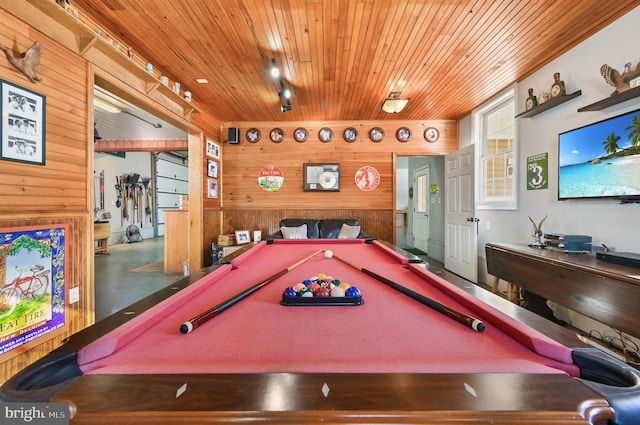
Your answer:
[2,239,639,424]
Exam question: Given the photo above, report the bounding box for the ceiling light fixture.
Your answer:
[271,58,292,112]
[196,78,208,84]
[381,92,409,114]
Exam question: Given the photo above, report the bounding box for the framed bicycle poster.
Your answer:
[0,224,68,361]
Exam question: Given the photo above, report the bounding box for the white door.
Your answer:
[412,165,429,253]
[444,145,477,282]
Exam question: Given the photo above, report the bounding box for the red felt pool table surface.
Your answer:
[79,239,576,376]
[2,239,639,424]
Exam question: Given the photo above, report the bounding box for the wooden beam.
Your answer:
[94,139,188,152]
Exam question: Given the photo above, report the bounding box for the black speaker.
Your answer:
[228,127,240,144]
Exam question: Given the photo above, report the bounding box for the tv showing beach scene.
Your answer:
[558,108,640,200]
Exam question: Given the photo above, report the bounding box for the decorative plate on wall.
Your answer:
[369,127,384,142]
[246,128,261,143]
[396,127,411,142]
[424,127,440,143]
[270,128,285,143]
[355,166,381,191]
[343,127,358,142]
[294,128,309,143]
[318,127,333,142]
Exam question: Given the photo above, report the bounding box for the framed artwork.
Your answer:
[206,138,221,160]
[0,224,68,361]
[303,163,340,192]
[234,230,251,245]
[1,79,46,165]
[207,178,218,198]
[207,159,218,178]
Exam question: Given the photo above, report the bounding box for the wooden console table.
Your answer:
[485,243,640,338]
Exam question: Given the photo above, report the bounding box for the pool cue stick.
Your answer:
[180,249,323,334]
[331,253,485,332]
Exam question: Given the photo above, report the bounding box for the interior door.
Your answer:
[444,144,477,282]
[412,165,429,253]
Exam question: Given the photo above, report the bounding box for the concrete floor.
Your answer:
[94,237,183,321]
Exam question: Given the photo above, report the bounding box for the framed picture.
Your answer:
[234,230,250,245]
[207,178,218,198]
[0,224,68,361]
[303,163,340,192]
[1,79,46,165]
[206,138,221,160]
[207,159,218,178]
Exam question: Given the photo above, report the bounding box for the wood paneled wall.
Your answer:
[200,120,457,265]
[218,120,456,209]
[0,10,94,383]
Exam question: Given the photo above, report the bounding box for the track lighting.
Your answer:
[271,58,292,112]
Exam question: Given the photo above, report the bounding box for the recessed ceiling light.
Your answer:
[196,78,208,84]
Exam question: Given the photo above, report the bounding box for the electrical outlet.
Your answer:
[486,221,491,231]
[69,287,80,304]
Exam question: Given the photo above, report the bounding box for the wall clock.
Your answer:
[294,128,309,143]
[424,127,439,143]
[246,128,261,143]
[369,127,384,142]
[343,127,358,142]
[269,128,284,143]
[318,127,333,142]
[396,127,411,142]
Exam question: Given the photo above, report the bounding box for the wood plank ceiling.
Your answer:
[73,0,639,124]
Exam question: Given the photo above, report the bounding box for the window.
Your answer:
[475,88,516,209]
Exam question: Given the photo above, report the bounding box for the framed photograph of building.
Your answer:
[206,138,220,160]
[207,178,218,198]
[0,224,68,361]
[207,159,218,178]
[0,79,46,165]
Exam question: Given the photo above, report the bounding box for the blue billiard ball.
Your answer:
[345,286,361,297]
[282,287,298,298]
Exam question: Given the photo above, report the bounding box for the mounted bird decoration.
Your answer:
[600,62,640,95]
[0,40,43,83]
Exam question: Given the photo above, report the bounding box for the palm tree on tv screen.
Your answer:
[603,132,621,156]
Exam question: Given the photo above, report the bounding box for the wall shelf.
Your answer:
[15,0,198,119]
[515,91,582,118]
[578,86,640,111]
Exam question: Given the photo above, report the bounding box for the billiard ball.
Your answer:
[330,287,345,297]
[283,287,297,298]
[308,282,320,292]
[299,287,313,297]
[324,250,333,259]
[292,282,306,292]
[313,287,331,297]
[345,286,361,297]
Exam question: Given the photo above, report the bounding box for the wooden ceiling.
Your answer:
[72,0,639,123]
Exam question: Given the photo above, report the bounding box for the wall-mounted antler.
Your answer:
[528,215,547,234]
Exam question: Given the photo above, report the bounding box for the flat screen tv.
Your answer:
[558,108,640,200]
